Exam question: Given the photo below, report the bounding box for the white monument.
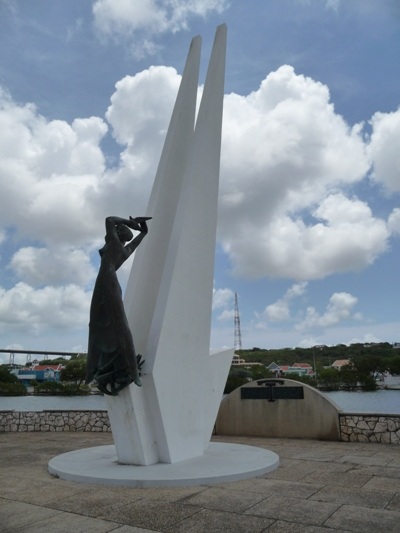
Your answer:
[49,25,279,486]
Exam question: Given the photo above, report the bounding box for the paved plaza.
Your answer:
[1,432,400,532]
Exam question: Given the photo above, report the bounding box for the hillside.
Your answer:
[236,342,397,368]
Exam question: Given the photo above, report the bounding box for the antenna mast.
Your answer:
[234,292,242,350]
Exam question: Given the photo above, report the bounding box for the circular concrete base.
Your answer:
[48,443,279,487]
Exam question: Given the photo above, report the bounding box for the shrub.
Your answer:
[360,374,378,391]
[284,373,318,388]
[0,381,28,396]
[33,380,91,395]
[33,381,65,395]
[60,384,90,396]
[224,375,249,394]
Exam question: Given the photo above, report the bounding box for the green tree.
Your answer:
[352,355,386,375]
[340,365,359,391]
[359,374,378,391]
[248,366,274,381]
[387,357,400,375]
[224,367,251,394]
[0,366,18,383]
[284,373,318,388]
[0,366,28,396]
[318,367,340,391]
[38,357,69,365]
[60,358,87,390]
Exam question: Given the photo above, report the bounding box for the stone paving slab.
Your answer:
[262,457,353,482]
[129,485,207,503]
[351,464,400,479]
[0,501,63,532]
[361,474,400,491]
[164,508,275,533]
[386,492,400,511]
[182,486,267,513]
[244,495,340,526]
[8,509,125,533]
[337,454,394,466]
[48,487,145,518]
[216,478,324,499]
[0,476,89,506]
[112,526,160,533]
[265,521,352,533]
[309,484,393,508]
[388,456,400,467]
[1,432,400,532]
[324,504,400,532]
[96,497,201,530]
[299,469,373,488]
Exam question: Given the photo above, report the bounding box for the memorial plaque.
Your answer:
[241,385,304,401]
[272,386,304,400]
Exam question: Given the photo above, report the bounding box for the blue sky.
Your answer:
[0,0,399,364]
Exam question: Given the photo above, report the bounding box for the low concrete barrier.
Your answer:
[216,379,341,441]
[0,410,111,432]
[215,379,400,444]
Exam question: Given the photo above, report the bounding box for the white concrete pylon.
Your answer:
[123,35,201,362]
[106,24,233,466]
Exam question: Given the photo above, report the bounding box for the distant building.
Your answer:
[232,354,246,365]
[11,364,64,387]
[331,359,351,370]
[267,362,315,377]
[231,354,263,367]
[291,363,313,371]
[266,362,281,373]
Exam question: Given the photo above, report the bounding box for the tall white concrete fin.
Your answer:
[124,35,201,364]
[106,25,233,466]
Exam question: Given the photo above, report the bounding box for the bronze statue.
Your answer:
[85,216,151,396]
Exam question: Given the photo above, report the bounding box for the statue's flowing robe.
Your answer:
[85,230,139,391]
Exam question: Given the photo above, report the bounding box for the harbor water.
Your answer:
[0,389,399,414]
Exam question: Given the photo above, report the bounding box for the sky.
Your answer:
[0,0,399,365]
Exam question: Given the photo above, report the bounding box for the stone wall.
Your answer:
[340,414,400,444]
[2,409,400,444]
[0,410,110,432]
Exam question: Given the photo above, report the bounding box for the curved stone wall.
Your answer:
[0,410,111,432]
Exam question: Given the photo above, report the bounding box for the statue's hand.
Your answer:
[126,219,140,231]
[132,216,152,223]
[131,216,152,233]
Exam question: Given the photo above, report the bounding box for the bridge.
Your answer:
[0,349,85,365]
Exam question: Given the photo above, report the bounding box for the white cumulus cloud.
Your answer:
[368,107,400,193]
[9,246,97,287]
[296,291,359,331]
[0,60,398,341]
[93,0,229,57]
[0,283,91,335]
[212,286,234,310]
[219,66,391,280]
[388,208,400,235]
[264,282,308,322]
[0,90,109,245]
[212,286,235,321]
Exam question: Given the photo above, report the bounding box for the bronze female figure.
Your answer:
[85,216,151,396]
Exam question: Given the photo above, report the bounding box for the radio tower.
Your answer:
[234,292,242,351]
